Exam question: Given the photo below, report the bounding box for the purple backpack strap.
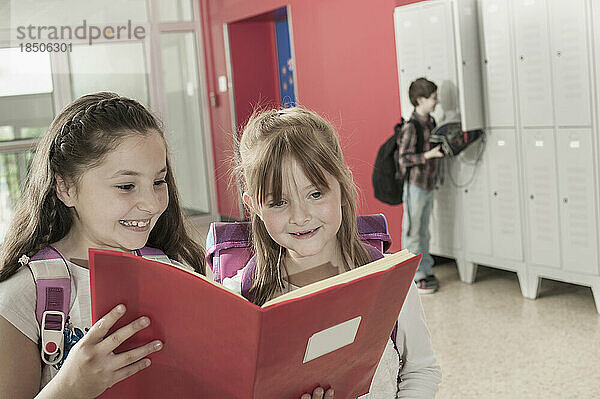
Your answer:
[357,214,392,253]
[240,256,257,302]
[134,246,167,257]
[28,246,71,365]
[205,222,253,282]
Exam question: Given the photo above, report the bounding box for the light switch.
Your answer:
[218,75,228,93]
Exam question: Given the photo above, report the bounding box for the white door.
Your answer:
[487,129,523,261]
[557,129,599,274]
[420,1,459,125]
[480,0,516,128]
[394,6,424,119]
[548,0,591,127]
[430,157,463,256]
[513,0,554,127]
[454,0,484,130]
[462,141,492,257]
[522,129,561,267]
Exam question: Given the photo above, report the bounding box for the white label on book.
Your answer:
[570,140,580,149]
[303,316,362,363]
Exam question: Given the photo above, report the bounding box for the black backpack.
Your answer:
[372,118,422,205]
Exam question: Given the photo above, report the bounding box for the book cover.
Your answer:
[89,249,421,399]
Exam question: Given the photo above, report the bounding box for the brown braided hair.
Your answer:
[0,92,205,281]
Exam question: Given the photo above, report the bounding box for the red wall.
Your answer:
[201,0,424,252]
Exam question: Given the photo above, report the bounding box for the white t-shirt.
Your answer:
[0,252,185,389]
[223,269,442,399]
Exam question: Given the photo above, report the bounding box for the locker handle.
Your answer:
[493,192,498,197]
[464,189,469,193]
[519,55,524,61]
[563,197,568,204]
[556,50,561,57]
[529,195,534,200]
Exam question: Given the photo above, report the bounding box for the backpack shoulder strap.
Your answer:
[240,256,257,302]
[28,246,71,365]
[407,116,425,153]
[134,246,170,261]
[205,222,252,281]
[357,214,392,253]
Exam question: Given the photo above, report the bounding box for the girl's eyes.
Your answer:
[116,184,135,191]
[310,191,322,200]
[268,200,286,208]
[116,179,167,191]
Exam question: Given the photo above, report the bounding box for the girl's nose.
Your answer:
[137,188,164,214]
[289,202,310,225]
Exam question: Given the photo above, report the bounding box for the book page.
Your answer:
[159,259,247,300]
[262,249,415,308]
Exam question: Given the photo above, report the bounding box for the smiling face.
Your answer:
[55,131,169,258]
[246,157,343,269]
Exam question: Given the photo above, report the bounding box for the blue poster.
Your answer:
[275,19,296,107]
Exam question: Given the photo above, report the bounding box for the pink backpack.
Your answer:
[27,246,166,365]
[205,213,392,283]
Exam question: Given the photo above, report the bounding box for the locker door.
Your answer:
[421,2,459,125]
[513,0,554,127]
[454,0,485,131]
[461,141,492,257]
[487,129,523,261]
[480,0,516,127]
[557,130,599,274]
[548,0,591,127]
[430,157,463,255]
[522,129,561,267]
[394,6,424,119]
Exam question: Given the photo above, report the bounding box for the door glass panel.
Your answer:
[0,149,35,241]
[69,41,149,105]
[160,31,210,215]
[10,0,148,28]
[157,0,193,22]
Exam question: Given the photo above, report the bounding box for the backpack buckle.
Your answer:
[41,310,65,365]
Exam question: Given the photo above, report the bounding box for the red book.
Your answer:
[89,249,421,399]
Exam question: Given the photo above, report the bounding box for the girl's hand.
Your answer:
[300,386,334,399]
[49,304,163,399]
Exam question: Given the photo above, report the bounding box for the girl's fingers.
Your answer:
[300,395,311,399]
[111,340,163,370]
[324,388,334,398]
[84,304,127,344]
[112,358,152,385]
[99,315,152,353]
[312,387,324,399]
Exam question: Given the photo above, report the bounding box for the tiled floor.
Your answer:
[421,262,600,399]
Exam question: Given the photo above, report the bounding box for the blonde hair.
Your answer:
[236,107,371,305]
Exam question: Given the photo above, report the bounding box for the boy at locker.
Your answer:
[398,77,445,294]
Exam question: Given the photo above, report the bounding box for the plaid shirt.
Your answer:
[397,111,438,190]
